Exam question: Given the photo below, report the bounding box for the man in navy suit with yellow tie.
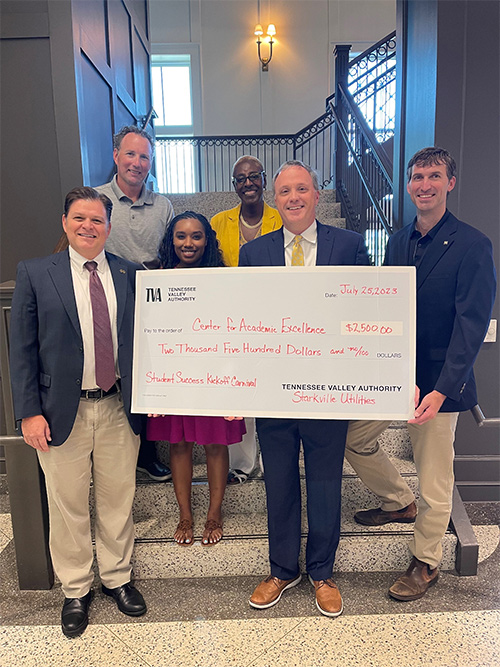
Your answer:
[239,160,370,616]
[10,187,146,637]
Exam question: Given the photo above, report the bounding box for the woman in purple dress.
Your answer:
[147,212,245,546]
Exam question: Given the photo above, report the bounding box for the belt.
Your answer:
[80,381,120,400]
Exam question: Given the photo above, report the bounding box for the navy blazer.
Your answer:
[10,249,142,446]
[384,211,496,412]
[239,221,370,267]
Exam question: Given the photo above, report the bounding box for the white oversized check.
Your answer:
[132,266,416,420]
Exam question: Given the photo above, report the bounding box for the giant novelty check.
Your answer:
[132,266,416,420]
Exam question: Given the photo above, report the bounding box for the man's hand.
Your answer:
[408,390,446,425]
[21,415,52,452]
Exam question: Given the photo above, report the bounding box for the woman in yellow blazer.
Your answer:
[210,156,282,268]
[210,156,282,483]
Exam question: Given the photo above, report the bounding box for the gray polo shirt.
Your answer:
[96,176,174,265]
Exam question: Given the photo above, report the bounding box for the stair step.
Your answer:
[166,189,338,224]
[133,474,419,527]
[127,421,443,578]
[314,201,341,219]
[131,532,457,578]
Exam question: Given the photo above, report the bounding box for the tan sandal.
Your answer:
[202,519,223,546]
[174,519,194,546]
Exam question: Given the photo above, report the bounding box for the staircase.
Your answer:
[131,422,461,579]
[167,189,342,229]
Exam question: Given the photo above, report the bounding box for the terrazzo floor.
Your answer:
[1,497,499,667]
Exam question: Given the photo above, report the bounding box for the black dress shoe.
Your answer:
[61,591,92,638]
[354,501,417,526]
[102,582,147,616]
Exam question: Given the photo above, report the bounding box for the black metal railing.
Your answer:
[348,31,396,143]
[155,110,335,194]
[332,34,396,264]
[331,83,393,265]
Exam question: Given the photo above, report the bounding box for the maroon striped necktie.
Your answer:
[84,261,115,392]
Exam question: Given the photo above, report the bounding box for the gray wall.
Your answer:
[394,0,499,499]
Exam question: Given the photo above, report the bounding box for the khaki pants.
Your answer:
[345,413,459,569]
[37,392,139,597]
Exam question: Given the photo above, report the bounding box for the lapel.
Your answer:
[315,222,334,265]
[107,252,128,333]
[227,205,241,267]
[47,250,82,339]
[268,228,286,265]
[416,212,457,290]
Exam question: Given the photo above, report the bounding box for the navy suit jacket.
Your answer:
[384,210,496,412]
[10,249,142,446]
[239,220,370,267]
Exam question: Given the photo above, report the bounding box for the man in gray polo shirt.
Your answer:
[96,125,174,480]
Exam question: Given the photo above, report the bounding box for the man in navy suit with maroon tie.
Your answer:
[239,160,370,616]
[10,187,147,637]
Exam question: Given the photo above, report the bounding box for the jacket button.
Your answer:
[76,379,81,385]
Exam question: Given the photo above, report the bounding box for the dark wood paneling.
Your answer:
[79,53,114,186]
[116,97,136,130]
[74,0,109,66]
[109,0,135,100]
[74,0,152,185]
[133,25,151,119]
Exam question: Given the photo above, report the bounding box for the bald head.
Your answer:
[232,156,267,206]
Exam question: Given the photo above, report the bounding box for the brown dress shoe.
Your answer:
[308,575,343,617]
[249,573,302,609]
[354,501,417,526]
[389,557,439,601]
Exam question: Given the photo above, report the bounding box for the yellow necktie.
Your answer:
[291,235,304,266]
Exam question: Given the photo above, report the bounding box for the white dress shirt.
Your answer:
[283,221,318,266]
[68,247,119,389]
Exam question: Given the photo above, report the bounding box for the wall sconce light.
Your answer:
[254,23,276,71]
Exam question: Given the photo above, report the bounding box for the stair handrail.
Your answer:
[330,98,393,238]
[335,82,393,182]
[348,30,396,70]
[470,404,500,428]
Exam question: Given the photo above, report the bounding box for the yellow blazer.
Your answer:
[210,202,283,267]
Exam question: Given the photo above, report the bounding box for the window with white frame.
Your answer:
[152,54,196,193]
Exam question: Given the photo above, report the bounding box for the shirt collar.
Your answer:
[283,220,317,247]
[110,175,152,205]
[411,209,450,240]
[69,246,107,272]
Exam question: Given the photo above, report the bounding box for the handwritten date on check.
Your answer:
[132,266,416,420]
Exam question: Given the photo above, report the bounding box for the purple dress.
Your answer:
[147,415,246,446]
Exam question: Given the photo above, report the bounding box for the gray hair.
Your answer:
[113,125,154,151]
[273,160,319,194]
[232,155,265,175]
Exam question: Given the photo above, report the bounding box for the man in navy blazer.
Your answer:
[240,160,370,617]
[345,147,497,601]
[10,187,146,637]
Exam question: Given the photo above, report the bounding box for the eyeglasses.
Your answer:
[232,171,265,185]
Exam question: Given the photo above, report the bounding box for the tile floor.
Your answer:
[0,499,499,667]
